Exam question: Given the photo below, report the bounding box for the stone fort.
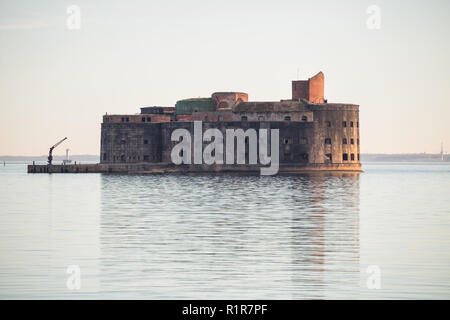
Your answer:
[99,72,361,173]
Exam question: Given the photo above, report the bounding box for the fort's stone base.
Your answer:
[28,163,362,174]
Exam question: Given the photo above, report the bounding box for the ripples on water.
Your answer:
[0,163,449,299]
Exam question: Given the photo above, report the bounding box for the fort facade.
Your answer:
[99,72,361,174]
[28,72,361,174]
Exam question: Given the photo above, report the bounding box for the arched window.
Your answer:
[343,138,347,144]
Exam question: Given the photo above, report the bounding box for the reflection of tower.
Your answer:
[289,173,360,299]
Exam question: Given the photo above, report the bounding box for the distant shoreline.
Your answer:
[361,153,449,162]
[0,155,100,162]
[0,154,449,163]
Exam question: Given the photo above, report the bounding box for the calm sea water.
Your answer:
[0,162,449,299]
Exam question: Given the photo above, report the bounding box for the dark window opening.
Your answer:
[351,138,354,145]
[343,121,347,127]
[147,117,151,122]
[285,116,291,121]
[300,153,309,161]
[142,117,145,122]
[350,121,354,127]
[126,117,129,122]
[343,153,348,161]
[325,153,332,162]
[283,137,292,144]
[301,116,307,121]
[357,138,360,145]
[144,140,148,144]
[121,117,125,122]
[325,121,331,127]
[241,116,248,121]
[144,155,149,161]
[357,122,359,128]
[325,138,331,144]
[343,138,347,144]
[121,139,126,144]
[357,154,360,161]
[351,153,355,161]
[103,153,107,161]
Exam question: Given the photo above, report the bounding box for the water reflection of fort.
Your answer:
[288,173,360,299]
[99,173,360,299]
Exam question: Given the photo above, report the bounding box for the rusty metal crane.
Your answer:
[48,137,67,165]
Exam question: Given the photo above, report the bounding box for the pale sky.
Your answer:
[0,0,449,156]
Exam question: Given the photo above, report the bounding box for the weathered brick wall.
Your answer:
[211,92,248,110]
[101,103,360,165]
[292,80,309,100]
[230,111,313,122]
[103,114,172,123]
[191,110,234,121]
[309,72,325,103]
[100,123,162,163]
[175,114,193,122]
[100,104,360,168]
[140,106,175,114]
[292,72,324,103]
[311,104,360,164]
[160,121,315,165]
